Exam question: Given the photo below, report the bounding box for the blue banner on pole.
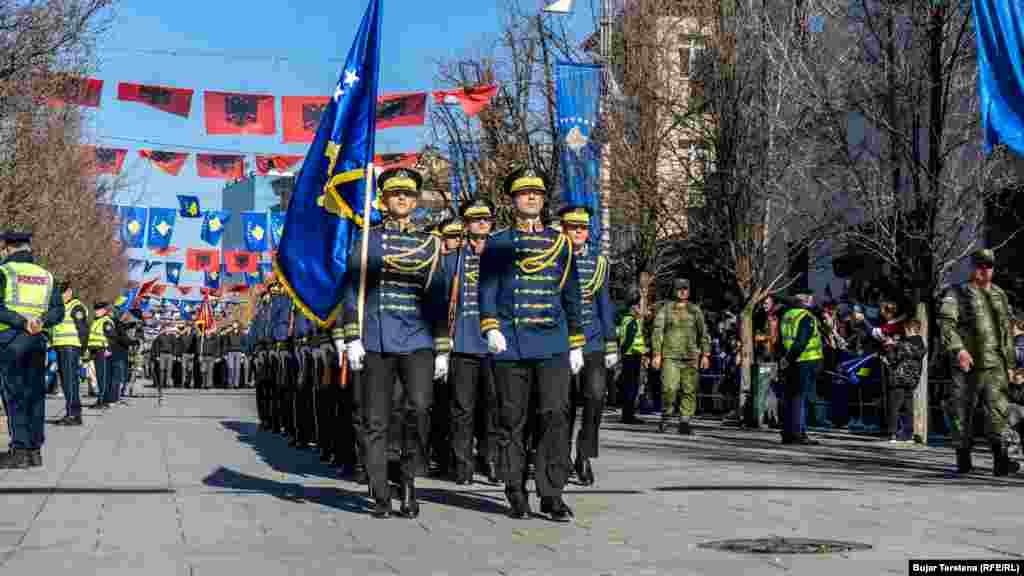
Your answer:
[147,207,177,251]
[556,61,603,251]
[975,0,1024,156]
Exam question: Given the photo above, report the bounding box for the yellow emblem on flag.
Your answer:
[210,271,218,280]
[127,220,141,236]
[156,221,171,236]
[114,295,126,306]
[209,217,222,232]
[188,202,198,216]
[250,225,264,241]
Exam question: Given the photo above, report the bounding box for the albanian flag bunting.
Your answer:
[374,152,419,171]
[177,286,194,296]
[49,76,103,108]
[205,91,276,135]
[255,154,304,175]
[281,96,330,143]
[139,150,188,176]
[376,92,427,129]
[149,284,169,298]
[151,246,178,257]
[186,248,220,273]
[117,82,193,117]
[227,284,249,295]
[91,147,128,175]
[224,250,258,274]
[432,85,498,117]
[197,154,245,179]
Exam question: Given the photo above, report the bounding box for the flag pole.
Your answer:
[356,163,375,340]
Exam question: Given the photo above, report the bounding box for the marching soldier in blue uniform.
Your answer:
[479,167,585,522]
[0,231,64,469]
[341,168,450,519]
[430,217,465,478]
[444,198,499,485]
[559,205,617,487]
[312,320,338,465]
[268,279,293,435]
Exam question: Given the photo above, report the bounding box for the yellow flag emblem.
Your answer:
[209,217,222,232]
[156,221,171,236]
[188,202,198,216]
[250,225,264,241]
[127,220,141,236]
[210,271,218,280]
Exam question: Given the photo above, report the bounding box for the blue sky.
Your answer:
[90,0,598,294]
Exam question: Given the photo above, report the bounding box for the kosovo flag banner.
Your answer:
[269,211,286,249]
[204,270,221,290]
[144,261,161,275]
[275,0,382,325]
[128,259,145,276]
[119,206,147,248]
[165,262,183,285]
[975,0,1024,156]
[556,61,603,250]
[245,268,262,287]
[177,195,202,218]
[147,207,177,251]
[242,212,269,252]
[200,210,232,246]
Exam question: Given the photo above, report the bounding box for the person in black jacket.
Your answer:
[198,326,220,390]
[152,323,177,392]
[106,311,136,405]
[223,322,245,389]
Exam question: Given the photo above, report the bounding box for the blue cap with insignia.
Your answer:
[503,166,546,196]
[0,231,32,243]
[378,167,422,195]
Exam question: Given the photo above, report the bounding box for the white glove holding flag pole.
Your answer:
[434,353,449,380]
[605,353,618,369]
[334,339,347,367]
[487,331,507,354]
[347,340,366,372]
[570,348,585,375]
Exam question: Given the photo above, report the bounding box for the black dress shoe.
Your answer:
[0,449,30,469]
[29,450,42,467]
[797,436,820,446]
[65,415,83,426]
[486,461,499,484]
[956,448,973,474]
[399,480,419,519]
[372,498,392,518]
[678,421,694,436]
[540,497,573,522]
[507,491,531,519]
[353,465,368,485]
[580,458,595,486]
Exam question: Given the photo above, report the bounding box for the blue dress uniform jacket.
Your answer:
[443,247,489,356]
[576,248,618,355]
[342,221,450,354]
[269,293,292,342]
[479,222,584,361]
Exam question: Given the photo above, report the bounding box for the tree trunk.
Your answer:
[913,301,930,442]
[740,301,754,426]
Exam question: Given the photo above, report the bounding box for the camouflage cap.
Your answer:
[971,248,995,266]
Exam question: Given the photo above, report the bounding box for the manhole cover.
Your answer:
[699,537,872,555]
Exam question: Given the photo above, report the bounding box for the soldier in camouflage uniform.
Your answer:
[939,249,1020,476]
[650,278,711,435]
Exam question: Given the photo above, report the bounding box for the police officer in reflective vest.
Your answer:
[618,294,646,424]
[342,168,449,519]
[778,288,823,445]
[480,167,584,522]
[0,231,64,469]
[50,280,89,425]
[88,303,115,408]
[560,205,617,486]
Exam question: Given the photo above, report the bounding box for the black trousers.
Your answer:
[362,350,433,500]
[431,370,451,473]
[293,345,315,444]
[494,353,571,499]
[569,351,607,459]
[887,387,913,438]
[276,348,299,437]
[450,353,495,479]
[255,350,269,426]
[312,344,337,459]
[55,347,82,418]
[620,355,643,421]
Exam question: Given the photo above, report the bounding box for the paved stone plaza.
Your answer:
[0,387,1020,575]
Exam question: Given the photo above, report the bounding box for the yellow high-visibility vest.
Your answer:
[88,316,114,348]
[51,298,85,347]
[0,261,54,331]
[618,314,647,355]
[780,308,823,363]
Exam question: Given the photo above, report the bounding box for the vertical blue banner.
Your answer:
[269,211,286,250]
[147,207,177,251]
[556,61,603,251]
[975,0,1024,156]
[242,211,269,253]
[448,141,479,212]
[165,262,183,285]
[119,206,148,249]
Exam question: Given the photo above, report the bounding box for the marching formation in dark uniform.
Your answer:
[248,166,619,522]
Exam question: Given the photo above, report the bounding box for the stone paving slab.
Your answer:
[0,387,1021,575]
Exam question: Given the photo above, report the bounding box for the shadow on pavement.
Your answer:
[652,485,852,492]
[203,466,371,514]
[0,487,174,494]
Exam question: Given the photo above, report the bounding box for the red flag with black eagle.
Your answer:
[90,147,128,175]
[117,82,193,117]
[177,286,194,296]
[186,248,220,272]
[227,284,249,295]
[204,91,276,135]
[280,96,329,143]
[197,154,245,179]
[139,150,188,176]
[49,76,102,107]
[255,155,303,175]
[223,250,258,274]
[374,153,419,171]
[376,92,427,129]
[432,85,498,117]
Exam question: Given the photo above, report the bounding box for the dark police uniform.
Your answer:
[252,292,273,429]
[269,287,293,435]
[479,168,584,521]
[292,308,315,448]
[560,207,617,486]
[0,231,64,469]
[342,168,449,518]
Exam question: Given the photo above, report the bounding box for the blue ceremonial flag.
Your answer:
[242,211,269,252]
[204,270,221,290]
[449,142,479,213]
[200,210,232,246]
[128,259,145,276]
[245,268,262,287]
[269,211,285,249]
[177,195,202,218]
[556,61,603,250]
[144,261,160,274]
[119,206,148,249]
[147,207,177,251]
[975,0,1024,156]
[165,262,183,285]
[275,0,382,325]
[178,300,192,320]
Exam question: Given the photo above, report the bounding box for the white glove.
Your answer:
[434,353,449,380]
[334,339,346,367]
[487,330,507,354]
[605,353,618,369]
[570,348,584,375]
[346,340,366,372]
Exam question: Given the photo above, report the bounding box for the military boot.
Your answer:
[399,477,420,519]
[957,448,973,474]
[0,449,31,469]
[992,441,1020,476]
[678,419,694,436]
[658,415,671,433]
